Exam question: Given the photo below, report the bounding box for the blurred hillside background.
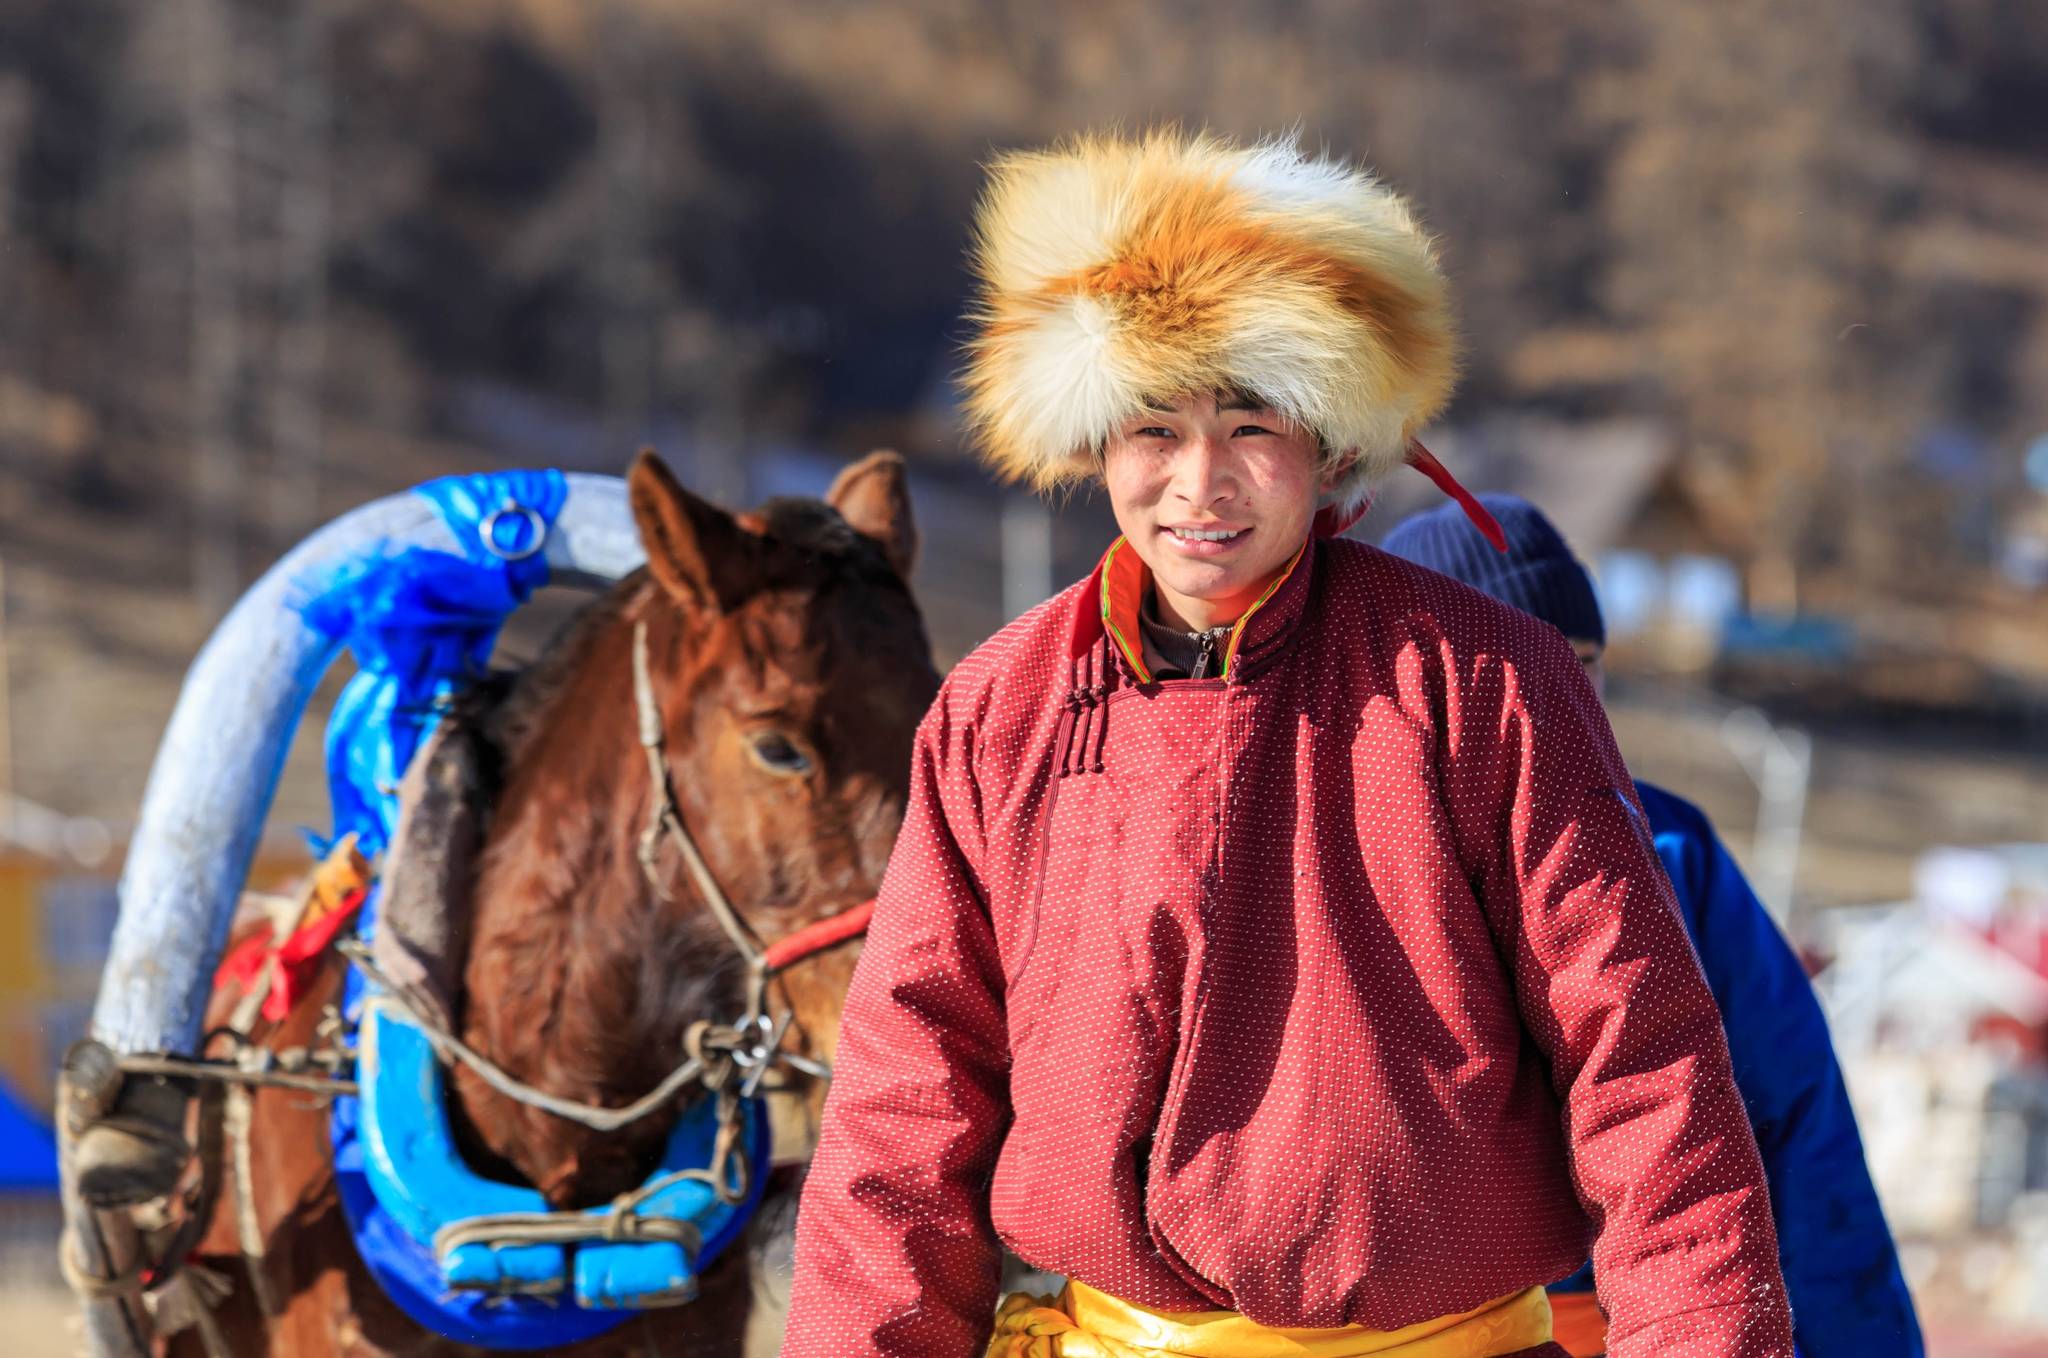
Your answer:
[2,0,2048,1351]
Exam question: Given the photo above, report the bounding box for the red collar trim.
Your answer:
[1100,537,1154,682]
[1223,540,1306,676]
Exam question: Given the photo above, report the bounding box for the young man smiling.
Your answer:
[1110,391,1329,674]
[785,130,1796,1358]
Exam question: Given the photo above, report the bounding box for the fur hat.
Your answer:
[961,128,1458,514]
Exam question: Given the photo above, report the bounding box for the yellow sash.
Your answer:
[990,1281,1553,1358]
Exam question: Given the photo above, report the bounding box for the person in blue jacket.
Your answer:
[1382,494,1922,1358]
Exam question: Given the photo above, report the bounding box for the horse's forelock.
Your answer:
[488,493,916,741]
[756,497,859,554]
[754,496,912,591]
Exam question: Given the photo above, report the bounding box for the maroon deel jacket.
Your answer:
[785,538,1794,1358]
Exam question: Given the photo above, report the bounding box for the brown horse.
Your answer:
[173,450,938,1356]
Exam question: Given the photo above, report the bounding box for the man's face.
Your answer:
[1102,392,1331,632]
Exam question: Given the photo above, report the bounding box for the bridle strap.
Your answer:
[633,620,768,976]
[761,899,875,973]
[630,620,875,997]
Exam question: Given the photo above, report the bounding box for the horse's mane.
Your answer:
[478,582,639,775]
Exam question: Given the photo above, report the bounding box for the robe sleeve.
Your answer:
[783,691,1011,1357]
[1437,621,1795,1358]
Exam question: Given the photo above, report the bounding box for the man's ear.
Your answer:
[1321,445,1355,497]
[827,449,918,580]
[627,448,760,613]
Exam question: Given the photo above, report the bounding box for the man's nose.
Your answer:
[1169,436,1233,508]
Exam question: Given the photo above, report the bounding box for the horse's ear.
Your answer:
[827,450,918,580]
[628,448,757,614]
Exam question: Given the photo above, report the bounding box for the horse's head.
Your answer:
[625,448,938,937]
[621,449,940,1174]
[456,450,937,1202]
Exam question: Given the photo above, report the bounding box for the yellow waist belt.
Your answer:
[990,1281,1553,1358]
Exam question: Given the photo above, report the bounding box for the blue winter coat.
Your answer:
[1550,782,1922,1357]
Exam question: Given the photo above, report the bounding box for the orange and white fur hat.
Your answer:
[961,128,1496,541]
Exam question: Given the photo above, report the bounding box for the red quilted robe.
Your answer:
[786,536,1794,1358]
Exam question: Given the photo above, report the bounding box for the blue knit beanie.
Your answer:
[1380,493,1606,645]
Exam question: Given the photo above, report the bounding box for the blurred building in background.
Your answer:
[1818,845,2048,1331]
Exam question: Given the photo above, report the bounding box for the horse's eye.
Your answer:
[749,732,813,776]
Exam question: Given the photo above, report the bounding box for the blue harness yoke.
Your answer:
[331,981,768,1348]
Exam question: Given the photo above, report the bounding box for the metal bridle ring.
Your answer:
[480,502,547,562]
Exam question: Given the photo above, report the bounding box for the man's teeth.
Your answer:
[1171,527,1242,542]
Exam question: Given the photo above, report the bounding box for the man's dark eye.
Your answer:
[1136,426,1174,439]
[749,732,814,776]
[1234,424,1276,437]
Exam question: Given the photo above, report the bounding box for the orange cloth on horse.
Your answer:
[989,1281,1554,1358]
[1542,1293,1606,1358]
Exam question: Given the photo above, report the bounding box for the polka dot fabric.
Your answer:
[785,538,1794,1358]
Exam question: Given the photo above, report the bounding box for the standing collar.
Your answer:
[1082,536,1315,682]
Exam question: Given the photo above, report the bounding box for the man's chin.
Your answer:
[1155,565,1254,611]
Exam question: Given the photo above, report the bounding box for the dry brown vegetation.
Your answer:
[0,0,2045,821]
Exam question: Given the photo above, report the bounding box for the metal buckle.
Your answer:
[734,1012,790,1099]
[479,500,546,562]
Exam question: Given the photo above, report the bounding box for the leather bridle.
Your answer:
[629,619,876,1037]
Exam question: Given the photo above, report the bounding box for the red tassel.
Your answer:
[212,886,370,1023]
[1314,443,1502,548]
[1405,441,1506,551]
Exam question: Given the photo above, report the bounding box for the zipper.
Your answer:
[1187,627,1228,681]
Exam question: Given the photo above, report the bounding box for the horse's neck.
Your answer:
[451,611,737,1205]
